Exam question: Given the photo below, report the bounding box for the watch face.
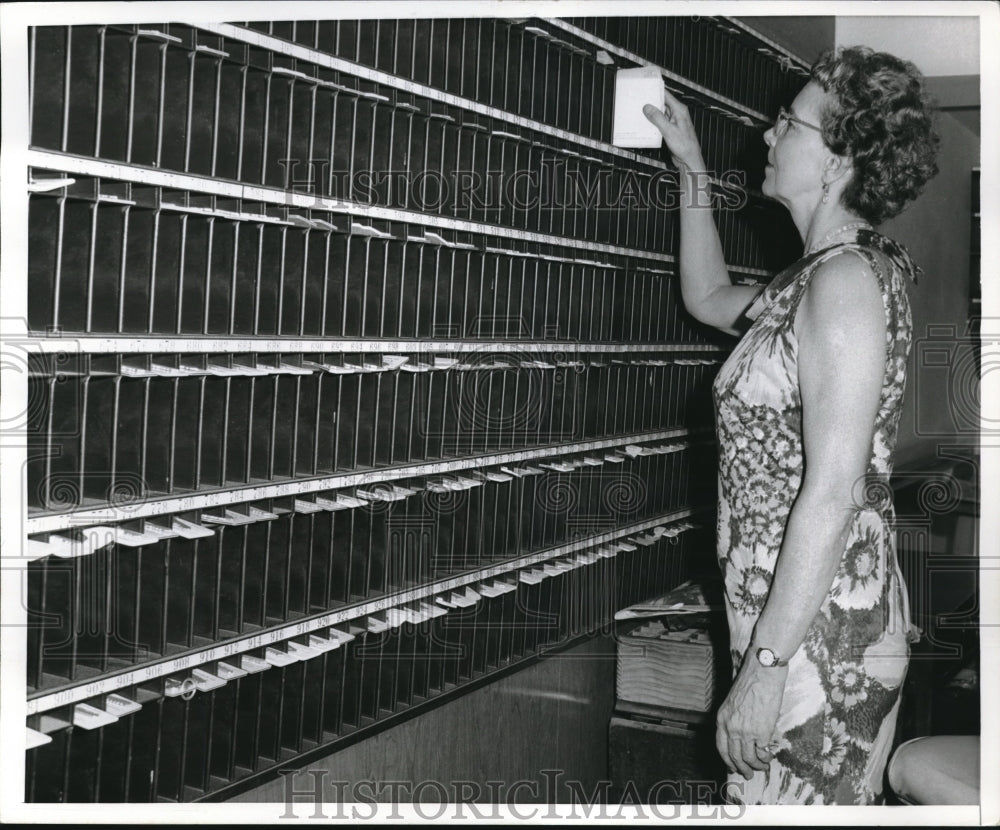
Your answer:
[757,647,776,667]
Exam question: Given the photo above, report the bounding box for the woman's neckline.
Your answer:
[804,220,873,256]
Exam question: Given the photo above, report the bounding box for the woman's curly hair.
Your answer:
[811,46,940,225]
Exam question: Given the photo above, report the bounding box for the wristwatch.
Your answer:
[755,646,789,668]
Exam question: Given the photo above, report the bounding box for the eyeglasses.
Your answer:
[772,106,822,137]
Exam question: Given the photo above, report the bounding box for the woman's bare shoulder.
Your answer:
[795,251,885,347]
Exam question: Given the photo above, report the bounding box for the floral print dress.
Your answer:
[712,228,920,805]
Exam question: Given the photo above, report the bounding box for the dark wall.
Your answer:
[885,110,980,468]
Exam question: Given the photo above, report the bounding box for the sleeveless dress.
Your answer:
[712,228,921,805]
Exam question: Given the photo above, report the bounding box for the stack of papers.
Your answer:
[614,579,715,621]
[616,621,715,712]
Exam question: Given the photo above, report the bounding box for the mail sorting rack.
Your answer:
[26,521,707,802]
[21,16,806,801]
[25,347,721,509]
[27,20,794,267]
[28,181,745,340]
[26,436,715,687]
[562,17,809,119]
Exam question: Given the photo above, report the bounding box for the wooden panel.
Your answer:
[229,635,617,804]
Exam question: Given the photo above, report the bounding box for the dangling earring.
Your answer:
[822,182,830,204]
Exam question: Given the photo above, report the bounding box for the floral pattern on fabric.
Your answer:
[713,229,919,805]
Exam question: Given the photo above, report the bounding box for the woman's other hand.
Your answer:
[715,658,788,780]
[642,88,705,169]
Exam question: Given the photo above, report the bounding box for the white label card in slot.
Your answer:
[308,634,339,653]
[350,222,394,239]
[223,362,266,376]
[201,512,242,526]
[419,601,447,618]
[26,727,52,749]
[144,522,180,540]
[192,668,227,691]
[385,608,408,628]
[216,661,248,680]
[137,28,182,42]
[224,509,257,524]
[149,363,191,377]
[119,365,157,378]
[73,703,118,730]
[366,617,388,634]
[329,628,355,645]
[239,654,271,674]
[204,364,234,376]
[104,694,142,717]
[28,176,76,193]
[356,488,394,502]
[48,534,92,558]
[286,642,321,661]
[264,647,297,667]
[172,518,215,539]
[110,526,161,547]
[382,355,409,370]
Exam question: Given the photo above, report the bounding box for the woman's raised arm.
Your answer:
[644,89,762,336]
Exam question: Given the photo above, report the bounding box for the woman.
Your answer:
[643,46,939,804]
